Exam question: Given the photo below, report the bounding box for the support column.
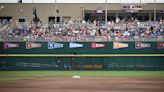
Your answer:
[80,5,84,21]
[54,0,57,24]
[116,13,118,19]
[82,8,84,21]
[60,16,62,23]
[154,0,156,22]
[149,13,152,21]
[105,0,108,25]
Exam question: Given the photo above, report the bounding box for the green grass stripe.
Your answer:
[0,77,34,82]
[0,71,164,77]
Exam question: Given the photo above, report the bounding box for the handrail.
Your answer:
[0,36,163,42]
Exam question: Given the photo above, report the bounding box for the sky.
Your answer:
[0,0,163,3]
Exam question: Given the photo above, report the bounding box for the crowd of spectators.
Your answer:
[0,19,164,41]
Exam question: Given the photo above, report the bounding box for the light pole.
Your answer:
[105,0,108,26]
[154,0,156,22]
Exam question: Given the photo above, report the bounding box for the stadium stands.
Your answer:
[0,19,164,42]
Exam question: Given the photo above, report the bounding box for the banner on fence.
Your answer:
[91,42,105,48]
[157,42,164,49]
[3,42,19,49]
[113,42,128,49]
[26,42,41,49]
[135,42,151,49]
[48,42,64,49]
[69,42,83,48]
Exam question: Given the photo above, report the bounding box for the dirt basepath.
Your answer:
[0,76,164,92]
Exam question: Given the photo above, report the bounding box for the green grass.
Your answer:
[0,77,33,82]
[0,71,164,77]
[0,71,164,82]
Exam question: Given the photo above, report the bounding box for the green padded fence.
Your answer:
[0,42,164,70]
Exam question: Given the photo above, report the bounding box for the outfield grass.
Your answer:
[0,71,164,82]
[0,77,34,82]
[0,71,164,77]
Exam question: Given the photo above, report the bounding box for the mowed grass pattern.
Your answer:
[0,71,164,82]
[0,71,164,76]
[0,77,34,82]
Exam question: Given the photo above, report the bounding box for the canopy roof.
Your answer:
[0,0,163,3]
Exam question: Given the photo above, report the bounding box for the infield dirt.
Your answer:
[0,76,164,92]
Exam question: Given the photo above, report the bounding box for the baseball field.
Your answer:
[0,71,164,92]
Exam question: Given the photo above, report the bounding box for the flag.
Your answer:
[3,42,19,49]
[48,42,63,49]
[69,42,83,48]
[26,42,41,49]
[91,42,105,48]
[135,42,151,49]
[157,42,164,49]
[113,42,128,49]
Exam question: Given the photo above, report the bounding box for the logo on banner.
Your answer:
[91,42,105,48]
[3,42,19,49]
[69,42,83,48]
[157,42,164,49]
[113,42,128,49]
[26,42,41,49]
[135,42,151,49]
[48,42,64,49]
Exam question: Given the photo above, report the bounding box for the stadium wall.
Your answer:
[0,3,164,22]
[0,42,164,70]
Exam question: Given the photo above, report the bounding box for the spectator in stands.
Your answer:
[0,19,163,41]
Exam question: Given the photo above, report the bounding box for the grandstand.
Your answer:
[0,0,164,70]
[0,1,164,92]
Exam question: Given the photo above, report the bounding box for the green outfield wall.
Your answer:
[0,42,164,70]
